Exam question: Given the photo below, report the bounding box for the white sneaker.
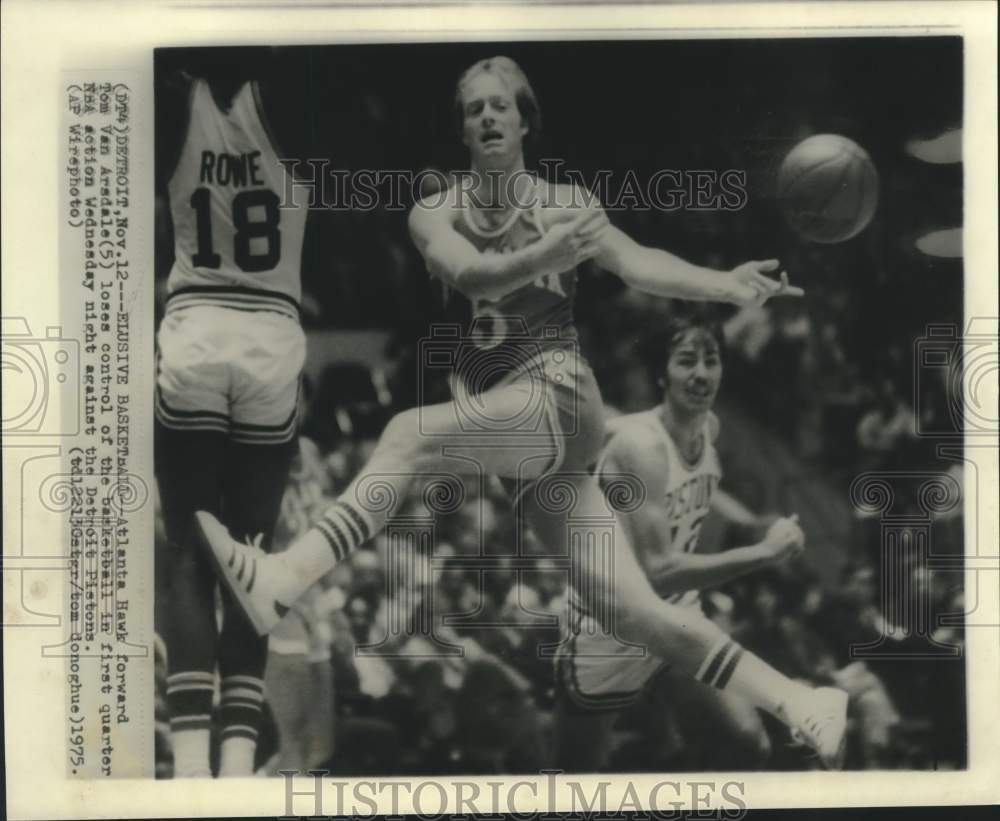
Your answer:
[785,686,849,769]
[194,511,297,636]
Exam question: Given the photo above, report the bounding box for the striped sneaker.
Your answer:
[194,511,296,636]
[785,686,849,769]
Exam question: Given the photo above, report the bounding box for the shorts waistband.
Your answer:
[165,286,300,322]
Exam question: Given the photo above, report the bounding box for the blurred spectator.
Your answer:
[264,586,335,774]
[855,378,918,470]
[829,661,902,768]
[262,383,337,775]
[811,563,889,666]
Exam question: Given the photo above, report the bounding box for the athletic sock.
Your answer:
[694,636,810,721]
[166,671,215,777]
[218,675,265,776]
[219,737,257,777]
[170,728,212,778]
[281,499,374,589]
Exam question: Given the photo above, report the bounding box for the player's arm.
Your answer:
[652,412,800,593]
[407,192,605,303]
[585,203,804,307]
[650,516,806,596]
[600,427,675,563]
[155,69,194,189]
[710,488,768,530]
[605,425,804,595]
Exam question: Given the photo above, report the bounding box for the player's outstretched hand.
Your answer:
[760,513,806,562]
[531,208,609,279]
[729,259,805,307]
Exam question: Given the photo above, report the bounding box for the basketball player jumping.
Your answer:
[155,54,312,777]
[555,310,845,771]
[196,56,847,767]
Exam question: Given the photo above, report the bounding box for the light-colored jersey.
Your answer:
[448,186,578,343]
[600,410,722,606]
[166,79,308,320]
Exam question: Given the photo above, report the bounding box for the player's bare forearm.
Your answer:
[650,544,775,597]
[450,244,547,302]
[653,515,805,595]
[711,488,765,530]
[597,231,740,303]
[596,226,803,306]
[408,204,551,302]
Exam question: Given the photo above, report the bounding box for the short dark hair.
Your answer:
[643,306,726,385]
[454,56,542,147]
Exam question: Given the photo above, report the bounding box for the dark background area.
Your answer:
[156,37,963,340]
[154,37,967,776]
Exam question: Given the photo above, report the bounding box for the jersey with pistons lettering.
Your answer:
[449,191,578,344]
[166,79,308,318]
[600,410,722,607]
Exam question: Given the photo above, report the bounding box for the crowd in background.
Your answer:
[154,38,966,776]
[154,279,967,775]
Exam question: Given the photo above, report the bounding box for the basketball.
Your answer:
[777,134,879,243]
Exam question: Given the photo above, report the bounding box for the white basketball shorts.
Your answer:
[155,304,305,444]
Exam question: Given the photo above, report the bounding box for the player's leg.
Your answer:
[155,309,234,778]
[155,419,226,778]
[216,437,297,776]
[520,358,845,766]
[550,606,654,772]
[213,312,304,776]
[522,474,728,671]
[292,373,565,573]
[197,374,564,632]
[199,353,848,766]
[263,649,311,773]
[304,647,335,769]
[521,472,846,768]
[656,667,771,770]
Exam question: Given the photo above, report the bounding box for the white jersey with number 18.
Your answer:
[166,78,308,318]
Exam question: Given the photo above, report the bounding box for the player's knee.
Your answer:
[613,599,664,648]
